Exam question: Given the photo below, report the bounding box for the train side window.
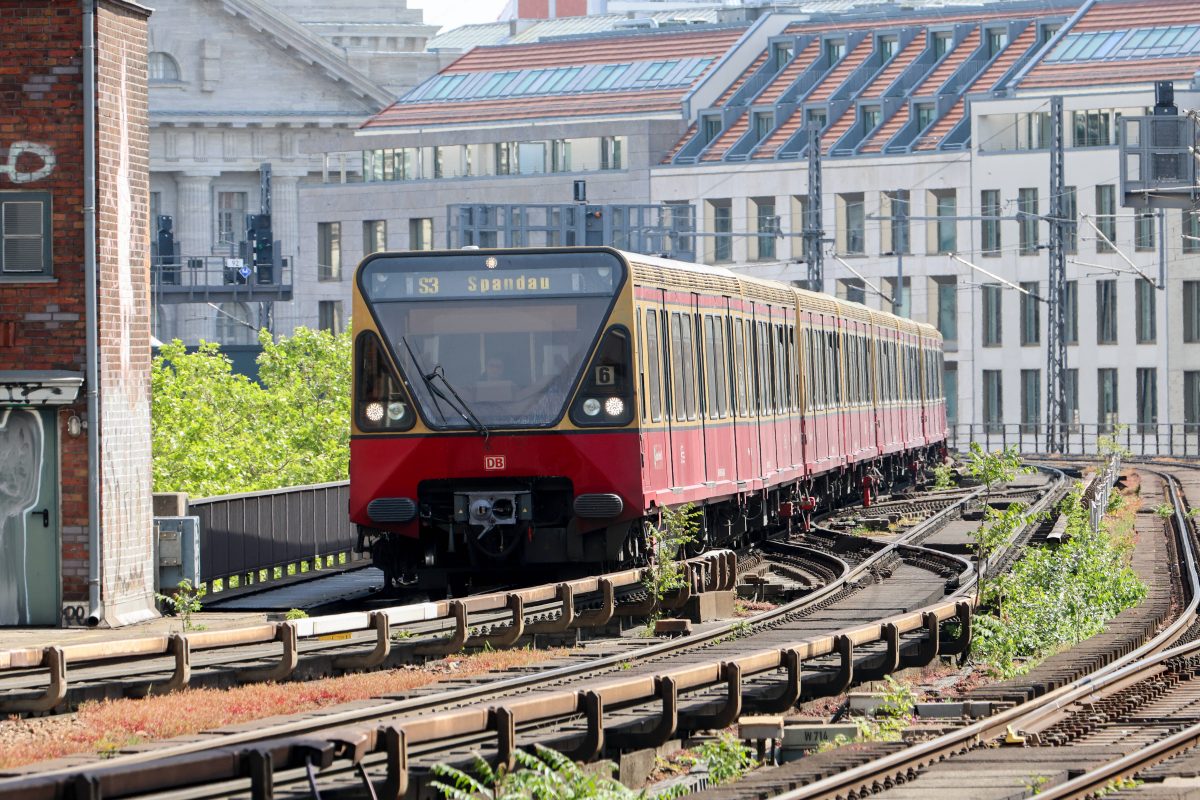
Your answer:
[715,316,729,418]
[760,321,771,414]
[805,328,816,411]
[681,313,697,420]
[703,316,717,419]
[646,309,662,422]
[767,323,778,414]
[733,319,745,416]
[670,313,685,422]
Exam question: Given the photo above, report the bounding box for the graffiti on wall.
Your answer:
[0,408,43,626]
[0,141,56,184]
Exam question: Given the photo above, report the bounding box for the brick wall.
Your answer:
[0,0,154,625]
[95,0,155,625]
[0,0,91,603]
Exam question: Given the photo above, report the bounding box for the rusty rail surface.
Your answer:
[0,551,736,714]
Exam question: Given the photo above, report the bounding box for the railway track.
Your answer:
[709,461,1199,800]
[0,468,1066,799]
[0,479,982,716]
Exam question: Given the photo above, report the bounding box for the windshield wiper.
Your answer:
[401,337,490,439]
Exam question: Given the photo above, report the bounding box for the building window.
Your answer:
[600,136,625,170]
[148,52,181,82]
[702,116,721,144]
[982,284,1002,346]
[773,41,793,69]
[981,189,1001,255]
[1020,369,1040,432]
[753,197,776,260]
[217,192,247,246]
[754,112,774,142]
[931,190,956,253]
[839,279,865,304]
[882,190,909,255]
[983,369,1003,433]
[1186,371,1200,426]
[1018,187,1038,254]
[1096,185,1116,252]
[409,218,433,251]
[518,141,546,175]
[1185,281,1200,342]
[1072,110,1117,147]
[551,139,571,172]
[0,192,52,277]
[916,104,936,132]
[862,106,881,134]
[494,142,512,175]
[824,39,846,62]
[944,361,958,426]
[933,32,952,59]
[986,28,1008,57]
[885,276,911,318]
[1136,367,1157,433]
[806,109,827,130]
[934,276,957,342]
[1065,280,1078,344]
[216,302,254,345]
[878,36,898,60]
[1098,368,1118,433]
[709,199,732,263]
[1019,282,1039,345]
[317,222,341,281]
[1135,211,1155,251]
[150,191,162,231]
[363,220,387,255]
[1183,211,1200,254]
[318,300,344,335]
[1065,368,1079,430]
[838,193,865,254]
[1062,185,1078,253]
[1018,112,1051,149]
[1136,279,1156,343]
[1096,279,1117,344]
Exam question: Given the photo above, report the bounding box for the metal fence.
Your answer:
[188,481,364,599]
[949,423,1200,459]
[1081,455,1122,532]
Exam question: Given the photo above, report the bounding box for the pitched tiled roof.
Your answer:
[364,26,747,130]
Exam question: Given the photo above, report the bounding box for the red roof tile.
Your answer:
[713,52,769,106]
[1070,0,1200,31]
[755,39,821,104]
[662,122,698,164]
[913,30,981,95]
[700,111,748,160]
[807,38,875,102]
[859,103,909,153]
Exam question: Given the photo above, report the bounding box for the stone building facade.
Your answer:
[0,0,156,626]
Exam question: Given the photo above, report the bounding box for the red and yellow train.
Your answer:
[350,247,946,591]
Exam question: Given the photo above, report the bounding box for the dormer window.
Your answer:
[148,52,181,82]
[932,32,952,60]
[773,42,793,70]
[823,39,846,63]
[879,36,898,60]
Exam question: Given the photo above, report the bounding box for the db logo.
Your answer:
[484,455,506,471]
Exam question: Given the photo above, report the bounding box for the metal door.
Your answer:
[0,408,59,625]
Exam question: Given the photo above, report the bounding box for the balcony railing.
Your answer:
[151,255,292,304]
[949,422,1200,458]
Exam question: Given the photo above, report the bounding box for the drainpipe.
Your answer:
[82,0,103,627]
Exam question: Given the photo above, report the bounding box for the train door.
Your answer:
[692,293,710,489]
[665,294,703,494]
[639,301,672,497]
[731,311,758,488]
[786,315,802,478]
[700,301,735,494]
[0,407,60,626]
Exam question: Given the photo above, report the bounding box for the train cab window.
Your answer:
[681,313,698,420]
[646,309,663,422]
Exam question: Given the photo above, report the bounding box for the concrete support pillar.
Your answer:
[175,173,213,260]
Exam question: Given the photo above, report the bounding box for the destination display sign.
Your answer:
[366,264,619,301]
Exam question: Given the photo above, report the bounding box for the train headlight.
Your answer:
[365,401,385,423]
[582,398,602,416]
[605,397,625,416]
[386,401,408,422]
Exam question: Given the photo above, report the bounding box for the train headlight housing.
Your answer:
[604,397,625,416]
[355,332,416,432]
[365,401,385,423]
[582,398,602,417]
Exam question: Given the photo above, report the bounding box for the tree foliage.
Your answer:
[152,328,352,497]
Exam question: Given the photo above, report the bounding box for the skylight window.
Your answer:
[1046,24,1200,63]
[401,56,714,104]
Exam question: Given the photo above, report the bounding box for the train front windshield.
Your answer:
[360,251,625,429]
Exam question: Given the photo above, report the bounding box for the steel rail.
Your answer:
[771,461,1198,800]
[0,479,1000,799]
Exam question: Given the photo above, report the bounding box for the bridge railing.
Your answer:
[187,480,364,600]
[949,423,1200,459]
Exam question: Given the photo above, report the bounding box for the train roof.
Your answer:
[618,250,941,341]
